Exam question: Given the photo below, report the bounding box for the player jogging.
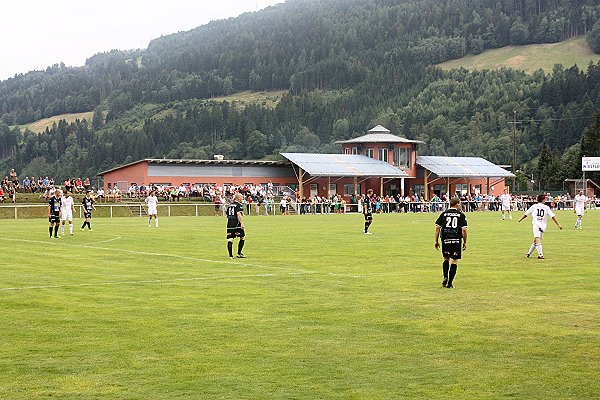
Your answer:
[145,190,159,227]
[518,193,562,259]
[363,189,374,234]
[500,188,512,220]
[573,190,587,229]
[435,197,468,288]
[81,190,96,231]
[60,190,76,235]
[48,189,62,238]
[226,193,246,259]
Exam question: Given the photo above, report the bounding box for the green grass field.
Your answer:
[438,36,600,73]
[1,211,599,399]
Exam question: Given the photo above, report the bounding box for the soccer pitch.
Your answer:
[1,211,598,399]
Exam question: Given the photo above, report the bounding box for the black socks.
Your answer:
[227,242,233,257]
[448,264,457,285]
[238,239,245,255]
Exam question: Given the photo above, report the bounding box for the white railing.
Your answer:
[0,200,596,219]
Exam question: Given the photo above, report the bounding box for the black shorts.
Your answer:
[441,238,462,260]
[364,212,373,221]
[227,227,245,239]
[49,215,60,224]
[84,212,92,219]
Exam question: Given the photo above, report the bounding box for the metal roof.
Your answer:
[281,153,409,178]
[98,158,291,176]
[416,156,515,178]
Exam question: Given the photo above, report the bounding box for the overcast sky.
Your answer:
[0,0,284,81]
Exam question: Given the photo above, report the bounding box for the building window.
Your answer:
[434,184,447,196]
[344,183,361,196]
[413,184,425,196]
[455,184,468,195]
[344,148,351,154]
[378,148,389,162]
[365,148,374,158]
[310,184,318,196]
[352,147,358,155]
[395,147,412,169]
[329,184,337,197]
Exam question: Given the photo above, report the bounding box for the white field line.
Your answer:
[0,236,408,292]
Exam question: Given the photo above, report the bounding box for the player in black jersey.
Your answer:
[434,197,468,288]
[226,193,246,259]
[363,189,374,234]
[81,191,96,231]
[48,189,62,238]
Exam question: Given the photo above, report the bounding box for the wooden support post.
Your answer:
[487,177,490,195]
[380,177,384,196]
[401,177,405,197]
[424,169,429,201]
[353,176,357,196]
[298,167,304,200]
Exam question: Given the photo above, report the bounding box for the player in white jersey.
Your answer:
[60,190,76,235]
[573,190,587,229]
[500,188,512,220]
[145,190,159,227]
[518,194,562,259]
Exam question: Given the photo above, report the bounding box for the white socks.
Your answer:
[535,244,543,257]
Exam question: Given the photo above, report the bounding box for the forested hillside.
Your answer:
[1,0,600,190]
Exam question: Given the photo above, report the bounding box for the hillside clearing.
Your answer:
[438,36,600,73]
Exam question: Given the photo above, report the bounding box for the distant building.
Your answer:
[98,125,514,199]
[564,178,599,198]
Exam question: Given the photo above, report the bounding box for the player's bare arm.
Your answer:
[462,226,468,250]
[238,211,244,228]
[434,225,441,249]
[552,216,563,230]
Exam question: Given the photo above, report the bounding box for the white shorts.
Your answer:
[148,207,157,215]
[61,211,73,221]
[533,226,544,239]
[575,207,584,217]
[501,204,511,211]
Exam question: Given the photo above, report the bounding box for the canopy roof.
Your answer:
[417,156,515,178]
[281,153,409,178]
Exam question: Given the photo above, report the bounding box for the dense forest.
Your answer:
[1,0,600,190]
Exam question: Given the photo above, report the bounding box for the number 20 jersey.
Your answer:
[435,208,468,240]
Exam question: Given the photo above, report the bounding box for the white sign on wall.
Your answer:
[582,157,600,172]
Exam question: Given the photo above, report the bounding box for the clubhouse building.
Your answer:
[99,125,513,199]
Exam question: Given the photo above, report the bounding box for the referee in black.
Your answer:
[226,193,246,259]
[434,197,468,288]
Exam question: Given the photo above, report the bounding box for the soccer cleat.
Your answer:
[89,229,94,232]
[236,254,246,258]
[80,228,84,231]
[442,279,448,287]
[70,233,73,236]
[446,283,454,289]
[229,256,234,260]
[525,253,530,258]
[364,232,372,235]
[537,256,544,260]
[54,236,60,239]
